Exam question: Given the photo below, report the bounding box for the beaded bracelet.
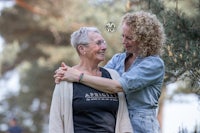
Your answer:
[78,73,84,82]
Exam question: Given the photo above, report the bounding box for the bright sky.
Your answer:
[163,94,200,133]
[0,0,15,51]
[0,37,3,52]
[0,1,15,11]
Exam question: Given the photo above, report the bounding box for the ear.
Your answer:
[77,45,86,55]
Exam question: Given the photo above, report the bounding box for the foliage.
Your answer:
[161,1,200,93]
[0,0,199,132]
[0,0,126,132]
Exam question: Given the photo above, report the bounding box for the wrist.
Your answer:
[78,73,84,82]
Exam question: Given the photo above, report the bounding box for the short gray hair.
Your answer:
[70,27,101,49]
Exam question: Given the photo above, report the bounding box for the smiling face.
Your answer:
[84,31,107,63]
[121,23,140,54]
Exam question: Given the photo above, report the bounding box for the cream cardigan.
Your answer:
[49,68,133,133]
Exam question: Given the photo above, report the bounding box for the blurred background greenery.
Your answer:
[0,0,199,133]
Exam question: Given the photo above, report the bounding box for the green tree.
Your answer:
[0,0,199,132]
[0,0,125,132]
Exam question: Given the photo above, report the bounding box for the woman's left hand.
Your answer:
[54,62,68,84]
[54,62,82,83]
[61,65,81,82]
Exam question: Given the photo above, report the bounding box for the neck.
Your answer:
[73,60,101,76]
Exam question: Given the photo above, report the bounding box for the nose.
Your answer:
[122,36,126,44]
[101,43,107,50]
[99,40,107,47]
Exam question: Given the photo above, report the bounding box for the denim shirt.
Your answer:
[104,52,165,111]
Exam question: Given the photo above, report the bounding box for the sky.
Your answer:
[0,1,15,11]
[163,93,200,133]
[0,0,15,51]
[0,3,19,132]
[0,0,18,103]
[0,37,3,52]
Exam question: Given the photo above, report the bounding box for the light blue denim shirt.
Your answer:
[104,52,165,111]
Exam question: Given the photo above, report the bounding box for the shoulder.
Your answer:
[112,52,126,59]
[53,81,73,96]
[140,55,164,67]
[149,55,164,64]
[107,52,126,63]
[103,68,120,80]
[103,68,118,74]
[56,81,73,88]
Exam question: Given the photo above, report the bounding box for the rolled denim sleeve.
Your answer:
[119,57,165,94]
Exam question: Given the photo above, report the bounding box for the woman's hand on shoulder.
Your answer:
[54,62,68,84]
[54,62,82,83]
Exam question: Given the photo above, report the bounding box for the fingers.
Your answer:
[61,62,68,71]
[54,74,63,84]
[54,62,69,84]
[55,78,61,84]
[54,67,66,74]
[58,66,67,71]
[61,62,67,67]
[54,71,64,78]
[54,69,65,84]
[54,62,68,74]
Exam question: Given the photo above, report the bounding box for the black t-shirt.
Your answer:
[73,67,119,133]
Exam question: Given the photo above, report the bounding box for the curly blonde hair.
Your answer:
[121,11,166,57]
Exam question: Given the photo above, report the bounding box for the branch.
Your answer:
[15,0,47,15]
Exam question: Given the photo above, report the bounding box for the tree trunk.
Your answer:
[157,86,166,132]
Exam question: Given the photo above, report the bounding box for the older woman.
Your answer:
[49,27,133,133]
[54,11,166,133]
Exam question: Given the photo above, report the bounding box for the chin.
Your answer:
[98,58,105,62]
[126,50,132,53]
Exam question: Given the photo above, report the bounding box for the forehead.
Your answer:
[88,31,103,40]
[122,23,132,34]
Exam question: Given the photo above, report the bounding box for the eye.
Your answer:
[95,40,106,45]
[122,34,133,41]
[126,36,133,41]
[96,40,102,45]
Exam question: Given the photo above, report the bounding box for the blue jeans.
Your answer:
[129,109,160,133]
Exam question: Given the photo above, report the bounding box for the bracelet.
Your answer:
[78,73,84,82]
